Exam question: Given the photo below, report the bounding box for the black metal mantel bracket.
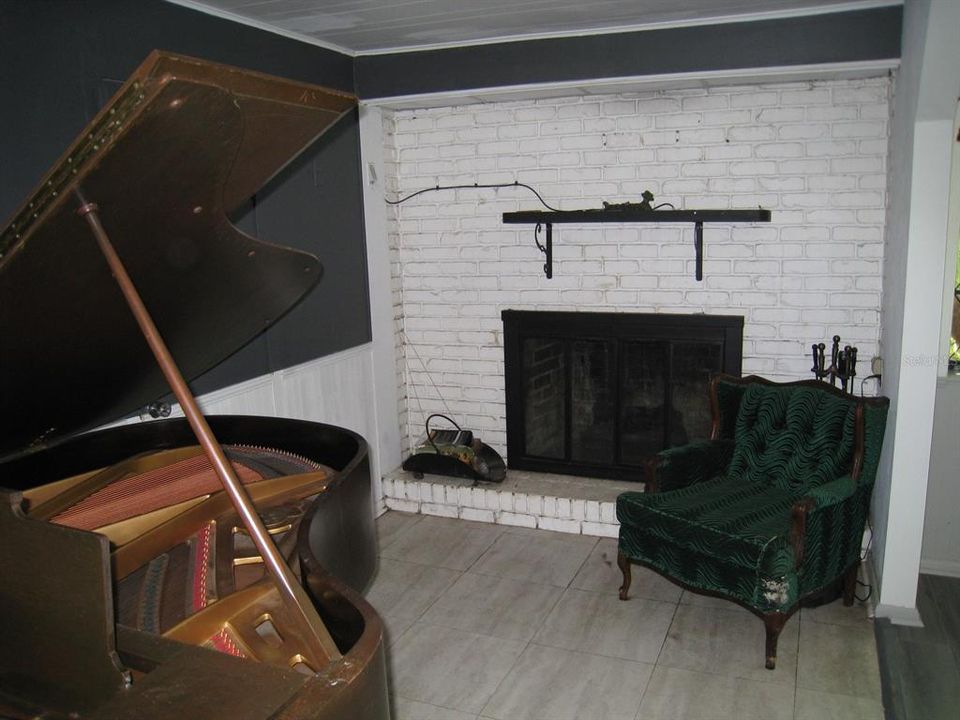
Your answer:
[534,222,553,279]
[503,208,771,281]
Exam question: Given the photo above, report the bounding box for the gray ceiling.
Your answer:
[176,0,898,54]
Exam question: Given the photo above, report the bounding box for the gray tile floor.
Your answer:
[369,511,884,720]
[874,574,960,719]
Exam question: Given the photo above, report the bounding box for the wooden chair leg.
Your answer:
[763,614,786,670]
[842,563,858,606]
[617,551,631,601]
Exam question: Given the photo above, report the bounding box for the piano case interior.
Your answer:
[0,51,390,720]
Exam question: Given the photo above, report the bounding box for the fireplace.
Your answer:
[502,310,743,481]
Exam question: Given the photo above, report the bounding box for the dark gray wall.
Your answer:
[355,6,902,98]
[1,1,903,410]
[0,0,371,399]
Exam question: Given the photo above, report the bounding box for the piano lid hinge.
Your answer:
[141,401,172,420]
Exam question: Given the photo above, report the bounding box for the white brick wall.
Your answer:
[383,77,891,457]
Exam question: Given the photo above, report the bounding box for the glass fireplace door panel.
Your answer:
[522,338,566,459]
[669,341,723,448]
[570,339,616,464]
[620,341,668,465]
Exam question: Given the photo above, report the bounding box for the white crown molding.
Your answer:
[361,59,898,110]
[166,0,902,59]
[354,1,903,56]
[163,0,357,56]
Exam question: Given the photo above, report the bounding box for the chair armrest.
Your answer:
[807,474,858,507]
[647,439,736,493]
[789,475,864,571]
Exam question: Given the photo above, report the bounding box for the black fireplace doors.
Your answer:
[502,310,743,481]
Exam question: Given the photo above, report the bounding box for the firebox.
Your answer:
[502,310,743,481]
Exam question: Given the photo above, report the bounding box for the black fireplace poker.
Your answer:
[810,335,858,394]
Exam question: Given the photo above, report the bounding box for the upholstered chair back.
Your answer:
[714,379,861,492]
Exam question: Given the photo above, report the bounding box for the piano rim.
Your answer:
[0,414,388,718]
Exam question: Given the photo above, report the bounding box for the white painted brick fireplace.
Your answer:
[380,76,891,532]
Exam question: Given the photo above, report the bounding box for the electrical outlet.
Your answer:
[871,356,882,375]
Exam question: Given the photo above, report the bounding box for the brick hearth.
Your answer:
[381,467,639,537]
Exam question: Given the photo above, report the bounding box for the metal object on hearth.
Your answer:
[810,334,858,393]
[402,413,506,483]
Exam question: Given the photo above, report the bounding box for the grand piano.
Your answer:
[0,52,390,719]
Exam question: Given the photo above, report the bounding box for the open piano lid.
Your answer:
[0,53,390,720]
[0,51,356,461]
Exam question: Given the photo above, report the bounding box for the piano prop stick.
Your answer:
[75,192,341,666]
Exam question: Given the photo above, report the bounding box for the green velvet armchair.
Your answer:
[616,374,889,669]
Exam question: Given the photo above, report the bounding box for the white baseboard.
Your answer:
[919,558,960,578]
[865,550,924,626]
[874,603,924,627]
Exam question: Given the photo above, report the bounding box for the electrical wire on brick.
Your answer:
[400,329,459,438]
[860,373,882,397]
[386,181,675,273]
[385,181,677,211]
[386,181,562,211]
[387,181,563,263]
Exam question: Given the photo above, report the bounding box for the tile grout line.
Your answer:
[570,535,602,579]
[376,512,425,553]
[473,556,538,720]
[474,527,594,719]
[476,634,533,719]
[523,638,660,668]
[645,599,801,689]
[403,522,506,629]
[637,588,684,720]
[372,513,431,653]
[522,536,606,646]
[405,519,514,718]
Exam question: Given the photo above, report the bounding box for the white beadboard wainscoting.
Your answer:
[111,343,388,512]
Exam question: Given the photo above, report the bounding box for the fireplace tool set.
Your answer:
[810,335,858,394]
